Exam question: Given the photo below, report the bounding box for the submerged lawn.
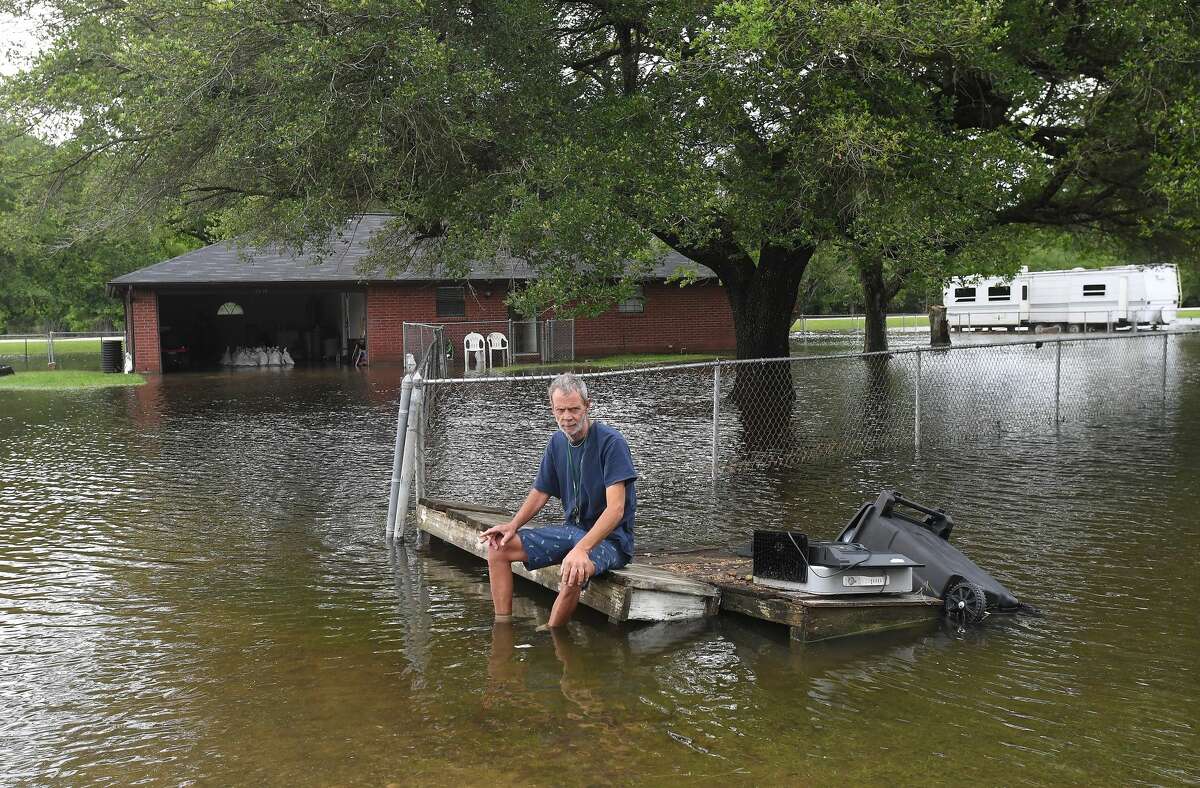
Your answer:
[790,314,929,332]
[0,370,146,390]
[501,352,728,373]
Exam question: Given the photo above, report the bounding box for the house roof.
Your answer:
[109,213,714,288]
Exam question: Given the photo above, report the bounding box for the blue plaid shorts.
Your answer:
[517,525,628,583]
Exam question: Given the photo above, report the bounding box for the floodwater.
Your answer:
[1,333,1197,785]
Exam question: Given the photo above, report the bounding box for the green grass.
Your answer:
[0,370,146,390]
[791,314,930,332]
[1179,308,1200,318]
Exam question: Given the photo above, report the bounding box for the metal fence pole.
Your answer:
[1162,333,1168,414]
[416,384,427,505]
[914,349,922,450]
[396,374,425,538]
[711,362,721,480]
[386,373,415,538]
[1054,340,1062,429]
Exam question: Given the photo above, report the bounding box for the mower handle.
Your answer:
[877,490,954,539]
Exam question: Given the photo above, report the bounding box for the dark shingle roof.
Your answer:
[110,214,714,287]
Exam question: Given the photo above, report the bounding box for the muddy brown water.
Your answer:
[1,333,1197,785]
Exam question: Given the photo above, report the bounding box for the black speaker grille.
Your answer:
[752,530,808,582]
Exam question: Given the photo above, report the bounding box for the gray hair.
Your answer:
[548,373,589,402]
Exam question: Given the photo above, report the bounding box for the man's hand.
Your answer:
[560,546,595,588]
[479,521,518,551]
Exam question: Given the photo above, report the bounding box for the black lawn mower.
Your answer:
[835,490,1027,626]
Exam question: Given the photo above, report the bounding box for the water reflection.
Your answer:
[0,335,1196,784]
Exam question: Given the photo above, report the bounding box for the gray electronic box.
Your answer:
[752,535,923,595]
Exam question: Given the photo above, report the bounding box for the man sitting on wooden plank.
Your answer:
[479,373,638,627]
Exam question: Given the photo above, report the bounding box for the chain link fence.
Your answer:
[539,318,575,363]
[403,319,575,376]
[401,323,446,378]
[0,332,126,372]
[410,331,1190,514]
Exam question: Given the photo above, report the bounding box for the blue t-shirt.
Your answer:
[532,421,637,559]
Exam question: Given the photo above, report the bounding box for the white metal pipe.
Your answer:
[395,375,424,537]
[914,349,922,449]
[385,373,415,538]
[415,386,427,505]
[1054,341,1062,428]
[1162,333,1168,410]
[711,363,720,481]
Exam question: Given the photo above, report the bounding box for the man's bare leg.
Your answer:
[547,584,582,628]
[486,536,527,619]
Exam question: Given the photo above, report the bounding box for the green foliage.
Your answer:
[0,128,201,332]
[2,0,1198,349]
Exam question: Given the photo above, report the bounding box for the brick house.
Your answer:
[109,214,735,373]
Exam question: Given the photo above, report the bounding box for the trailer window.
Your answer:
[1022,285,1028,300]
[1082,283,1106,297]
[953,287,976,302]
[436,286,466,317]
[987,286,1011,302]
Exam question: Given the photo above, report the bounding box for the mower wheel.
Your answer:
[943,580,988,626]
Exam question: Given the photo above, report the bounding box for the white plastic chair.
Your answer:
[486,331,509,367]
[463,332,487,373]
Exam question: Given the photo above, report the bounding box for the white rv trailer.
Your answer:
[943,264,1180,331]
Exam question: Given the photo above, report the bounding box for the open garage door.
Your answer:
[156,289,365,371]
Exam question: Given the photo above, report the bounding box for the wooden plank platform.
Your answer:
[642,550,943,643]
[415,501,720,623]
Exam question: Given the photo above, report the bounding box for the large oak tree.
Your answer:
[3,0,1197,356]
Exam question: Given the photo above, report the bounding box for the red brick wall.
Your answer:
[365,280,736,363]
[366,283,512,363]
[130,288,161,373]
[574,281,735,356]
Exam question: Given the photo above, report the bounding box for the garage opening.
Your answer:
[156,289,366,371]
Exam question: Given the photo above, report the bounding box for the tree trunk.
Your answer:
[719,246,812,412]
[858,256,889,353]
[724,258,809,360]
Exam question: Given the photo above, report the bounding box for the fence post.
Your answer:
[1054,340,1062,429]
[416,383,427,505]
[24,337,28,367]
[386,373,415,538]
[396,374,425,538]
[711,362,721,480]
[914,349,922,450]
[1161,332,1168,413]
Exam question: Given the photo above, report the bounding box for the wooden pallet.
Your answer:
[416,500,720,623]
[643,551,942,643]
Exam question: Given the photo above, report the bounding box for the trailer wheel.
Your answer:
[943,580,988,626]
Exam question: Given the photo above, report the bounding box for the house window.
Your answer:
[216,302,244,316]
[953,287,976,303]
[987,286,1011,302]
[618,285,645,314]
[436,286,466,317]
[1082,283,1106,297]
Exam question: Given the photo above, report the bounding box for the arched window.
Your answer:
[216,302,244,316]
